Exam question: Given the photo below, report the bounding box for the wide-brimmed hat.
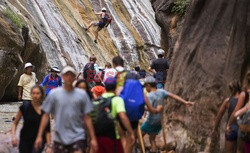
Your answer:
[50,67,60,73]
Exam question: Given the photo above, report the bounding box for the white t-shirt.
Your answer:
[103,68,117,81]
[17,72,38,100]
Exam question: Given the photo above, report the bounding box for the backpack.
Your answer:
[104,14,112,27]
[90,96,116,139]
[83,62,95,80]
[120,79,145,121]
[47,75,59,89]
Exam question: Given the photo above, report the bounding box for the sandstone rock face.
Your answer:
[0,0,160,100]
[155,0,249,152]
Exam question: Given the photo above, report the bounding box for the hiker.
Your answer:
[211,80,242,153]
[227,73,250,153]
[91,78,106,99]
[75,79,94,100]
[40,66,62,96]
[83,56,100,88]
[17,62,38,103]
[112,56,163,153]
[234,99,250,152]
[138,69,147,86]
[112,56,127,95]
[85,7,112,43]
[91,77,135,153]
[11,85,51,153]
[34,66,98,153]
[149,49,169,88]
[103,62,117,82]
[141,76,194,152]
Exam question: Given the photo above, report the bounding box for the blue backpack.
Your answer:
[120,79,145,121]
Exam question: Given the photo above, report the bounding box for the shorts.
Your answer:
[54,140,87,153]
[93,22,105,31]
[97,137,123,153]
[141,122,162,134]
[225,130,238,141]
[121,120,139,131]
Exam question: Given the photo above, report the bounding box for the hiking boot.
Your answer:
[94,40,97,43]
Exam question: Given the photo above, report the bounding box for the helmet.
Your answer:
[24,62,33,69]
[101,7,107,12]
[157,49,165,56]
[50,66,60,73]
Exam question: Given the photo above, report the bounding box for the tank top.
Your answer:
[227,97,239,131]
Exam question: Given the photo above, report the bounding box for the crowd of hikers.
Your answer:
[10,48,250,153]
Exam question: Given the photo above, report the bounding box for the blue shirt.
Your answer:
[40,74,62,95]
[146,89,170,125]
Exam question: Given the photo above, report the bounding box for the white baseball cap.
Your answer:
[61,66,76,75]
[24,62,33,69]
[157,49,165,56]
[101,7,107,11]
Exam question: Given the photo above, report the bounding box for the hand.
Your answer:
[129,133,135,146]
[46,146,53,153]
[226,125,231,135]
[11,137,18,147]
[90,138,98,153]
[18,95,22,101]
[185,101,194,107]
[34,136,43,151]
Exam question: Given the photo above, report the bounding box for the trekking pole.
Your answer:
[137,120,146,153]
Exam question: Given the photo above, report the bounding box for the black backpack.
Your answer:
[83,62,95,80]
[90,96,116,139]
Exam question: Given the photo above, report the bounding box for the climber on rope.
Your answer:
[85,7,112,43]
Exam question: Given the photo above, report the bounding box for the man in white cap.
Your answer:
[35,66,98,153]
[85,7,112,43]
[17,62,38,102]
[149,49,169,87]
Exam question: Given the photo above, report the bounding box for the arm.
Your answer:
[212,98,228,132]
[144,94,162,114]
[235,105,248,118]
[227,92,246,128]
[118,112,135,144]
[34,113,50,150]
[45,132,52,153]
[11,110,22,147]
[40,75,49,87]
[168,93,194,106]
[92,9,102,15]
[84,114,98,152]
[17,86,22,101]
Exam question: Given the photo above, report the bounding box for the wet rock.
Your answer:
[156,0,249,152]
[0,0,160,101]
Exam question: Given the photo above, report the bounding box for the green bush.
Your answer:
[171,0,190,16]
[3,8,25,28]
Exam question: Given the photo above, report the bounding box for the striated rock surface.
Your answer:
[156,0,249,152]
[0,0,160,100]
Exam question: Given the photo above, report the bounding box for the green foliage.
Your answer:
[171,0,190,16]
[3,8,25,28]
